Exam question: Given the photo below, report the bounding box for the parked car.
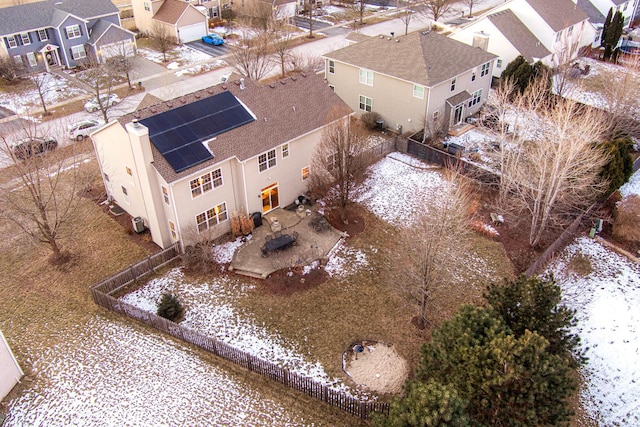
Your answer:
[201,34,224,46]
[11,136,58,160]
[84,94,120,113]
[67,119,103,141]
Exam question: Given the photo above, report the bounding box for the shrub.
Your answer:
[361,111,382,129]
[157,293,185,322]
[613,195,640,242]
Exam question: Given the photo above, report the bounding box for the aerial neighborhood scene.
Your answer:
[1,0,640,424]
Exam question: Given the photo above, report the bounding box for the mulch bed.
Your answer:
[263,267,330,295]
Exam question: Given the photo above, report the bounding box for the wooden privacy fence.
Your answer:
[91,244,389,419]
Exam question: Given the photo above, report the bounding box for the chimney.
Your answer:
[391,32,395,38]
[240,78,246,90]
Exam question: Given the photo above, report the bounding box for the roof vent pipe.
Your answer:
[240,78,246,90]
[391,32,394,38]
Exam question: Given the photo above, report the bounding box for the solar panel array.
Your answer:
[140,91,255,173]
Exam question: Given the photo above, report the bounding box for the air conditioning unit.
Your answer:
[132,216,145,233]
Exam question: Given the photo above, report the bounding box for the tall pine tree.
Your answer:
[602,8,624,61]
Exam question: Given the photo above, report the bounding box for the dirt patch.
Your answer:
[344,341,409,395]
[324,205,366,237]
[263,266,330,296]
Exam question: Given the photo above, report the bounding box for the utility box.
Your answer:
[132,216,145,233]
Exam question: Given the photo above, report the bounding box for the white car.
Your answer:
[84,94,120,113]
[67,119,103,141]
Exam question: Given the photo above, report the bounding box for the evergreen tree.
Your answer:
[373,380,470,427]
[484,275,583,365]
[501,56,550,94]
[603,9,624,61]
[157,293,185,322]
[601,8,612,46]
[600,138,634,195]
[416,305,576,426]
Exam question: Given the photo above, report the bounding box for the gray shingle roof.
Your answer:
[153,0,190,25]
[487,9,551,62]
[526,0,589,32]
[576,0,606,24]
[323,30,497,87]
[0,0,118,35]
[118,73,352,184]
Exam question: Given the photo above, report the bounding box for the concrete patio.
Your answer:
[229,206,346,279]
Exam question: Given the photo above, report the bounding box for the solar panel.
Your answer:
[140,91,255,173]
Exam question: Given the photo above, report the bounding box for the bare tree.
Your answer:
[353,0,368,25]
[79,58,120,123]
[29,73,53,116]
[149,21,176,63]
[462,0,481,16]
[551,29,586,98]
[0,55,24,82]
[418,0,455,22]
[270,17,295,78]
[0,122,86,263]
[307,0,315,38]
[397,7,415,35]
[230,27,275,80]
[289,51,323,73]
[486,77,610,247]
[102,39,138,89]
[401,168,473,328]
[309,108,373,220]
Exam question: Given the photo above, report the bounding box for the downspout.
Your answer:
[241,159,249,215]
[168,182,184,252]
[422,86,432,143]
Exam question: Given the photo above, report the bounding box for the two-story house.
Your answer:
[131,0,208,43]
[450,0,594,77]
[577,0,638,27]
[323,31,496,135]
[0,0,136,72]
[91,73,351,249]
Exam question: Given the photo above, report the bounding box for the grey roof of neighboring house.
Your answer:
[324,31,497,87]
[118,73,352,184]
[487,9,551,62]
[576,0,606,24]
[526,0,589,32]
[0,0,118,35]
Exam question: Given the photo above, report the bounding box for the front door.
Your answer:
[453,103,464,125]
[261,183,279,213]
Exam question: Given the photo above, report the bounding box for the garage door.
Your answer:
[179,22,206,43]
[100,40,136,62]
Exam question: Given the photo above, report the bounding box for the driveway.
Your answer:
[186,39,229,57]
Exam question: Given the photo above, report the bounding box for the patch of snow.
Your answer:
[620,168,640,198]
[324,243,369,277]
[546,237,640,426]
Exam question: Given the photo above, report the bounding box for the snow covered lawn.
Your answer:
[0,73,85,116]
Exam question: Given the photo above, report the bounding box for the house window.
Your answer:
[20,33,31,46]
[66,25,81,39]
[480,62,490,77]
[433,110,441,122]
[27,52,37,67]
[6,35,17,48]
[258,149,277,172]
[121,186,128,195]
[38,29,48,41]
[328,60,335,74]
[413,84,425,99]
[13,55,22,65]
[144,1,151,11]
[471,71,476,81]
[359,95,372,112]
[71,45,86,60]
[555,31,562,42]
[567,25,573,36]
[126,166,132,176]
[282,143,289,158]
[497,59,503,68]
[468,89,482,107]
[301,166,310,181]
[169,221,177,240]
[190,168,223,197]
[162,186,170,205]
[450,78,456,91]
[359,68,373,86]
[196,202,228,232]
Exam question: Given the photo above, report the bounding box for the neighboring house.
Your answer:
[0,0,136,72]
[132,0,208,43]
[450,0,595,76]
[91,73,351,249]
[0,329,23,401]
[236,0,298,20]
[577,0,637,27]
[323,31,497,135]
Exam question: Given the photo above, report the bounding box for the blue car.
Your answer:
[201,34,224,46]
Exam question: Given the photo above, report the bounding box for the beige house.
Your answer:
[449,0,595,76]
[91,74,351,249]
[132,0,208,42]
[323,31,497,135]
[0,329,23,401]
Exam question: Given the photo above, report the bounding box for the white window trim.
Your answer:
[480,62,490,77]
[38,29,48,42]
[20,33,31,46]
[196,202,228,232]
[301,165,310,181]
[169,220,178,240]
[282,143,289,158]
[258,149,277,173]
[328,60,335,74]
[26,52,37,67]
[66,25,81,39]
[71,45,86,60]
[359,68,373,86]
[450,78,456,91]
[13,55,22,65]
[468,89,482,107]
[190,168,223,198]
[7,35,17,48]
[413,84,425,99]
[359,94,372,112]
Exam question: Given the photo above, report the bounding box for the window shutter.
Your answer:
[65,28,69,39]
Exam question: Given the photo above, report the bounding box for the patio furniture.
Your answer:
[269,217,282,232]
[309,215,330,233]
[260,233,297,257]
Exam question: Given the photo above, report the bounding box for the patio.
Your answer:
[229,207,346,279]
